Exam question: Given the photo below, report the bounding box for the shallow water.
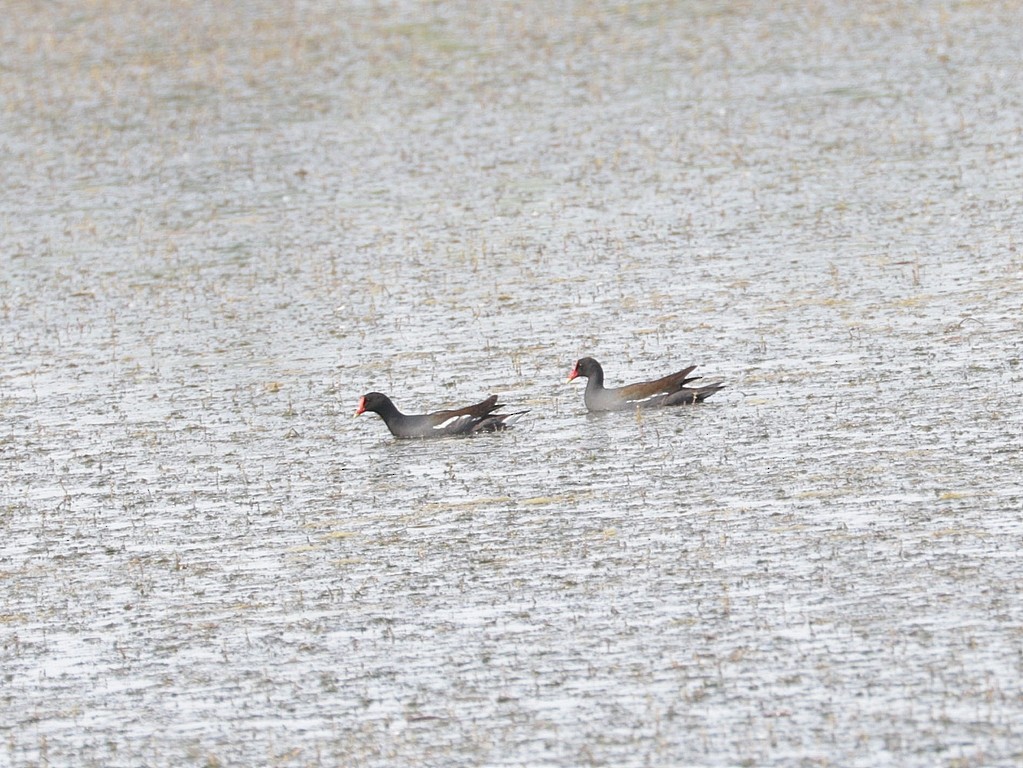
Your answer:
[3,1,1023,766]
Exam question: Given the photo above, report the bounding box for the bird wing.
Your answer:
[613,365,700,403]
[425,395,501,433]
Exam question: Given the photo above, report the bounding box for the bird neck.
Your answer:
[373,397,404,422]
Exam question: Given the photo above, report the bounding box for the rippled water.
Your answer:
[3,1,1023,766]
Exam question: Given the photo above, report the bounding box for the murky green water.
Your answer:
[3,1,1022,765]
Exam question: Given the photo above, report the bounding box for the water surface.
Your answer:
[2,1,1022,766]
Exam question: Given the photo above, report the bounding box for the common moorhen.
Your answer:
[567,357,724,412]
[355,392,527,439]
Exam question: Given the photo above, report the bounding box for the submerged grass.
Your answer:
[2,0,1023,767]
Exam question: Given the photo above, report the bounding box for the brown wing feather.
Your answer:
[425,395,500,427]
[613,365,699,400]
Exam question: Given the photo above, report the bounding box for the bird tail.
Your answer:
[666,382,725,405]
[473,410,529,432]
[692,381,725,402]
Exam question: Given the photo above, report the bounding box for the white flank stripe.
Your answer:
[434,415,470,431]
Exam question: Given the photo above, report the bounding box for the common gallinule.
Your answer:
[567,357,724,412]
[355,392,527,439]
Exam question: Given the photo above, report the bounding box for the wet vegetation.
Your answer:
[2,1,1022,765]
